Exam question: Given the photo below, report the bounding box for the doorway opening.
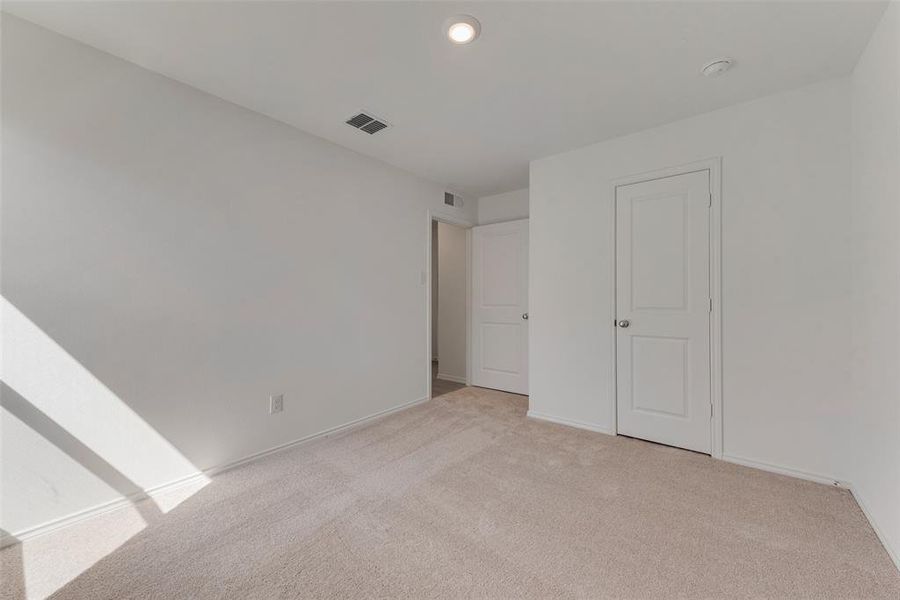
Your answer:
[430,218,469,398]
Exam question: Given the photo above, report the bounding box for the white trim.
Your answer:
[436,373,467,384]
[465,227,473,386]
[0,471,208,549]
[526,410,616,436]
[848,483,900,572]
[706,159,724,459]
[609,158,724,458]
[426,210,474,401]
[608,179,618,434]
[1,394,430,548]
[721,454,842,488]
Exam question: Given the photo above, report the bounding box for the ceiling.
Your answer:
[3,1,886,197]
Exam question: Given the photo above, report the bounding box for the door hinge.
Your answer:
[710,403,714,419]
[708,192,712,207]
[709,298,713,312]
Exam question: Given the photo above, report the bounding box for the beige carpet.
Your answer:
[2,386,898,599]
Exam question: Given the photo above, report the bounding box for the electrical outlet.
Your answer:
[269,394,284,414]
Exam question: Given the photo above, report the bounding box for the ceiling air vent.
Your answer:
[345,112,390,135]
[360,120,388,135]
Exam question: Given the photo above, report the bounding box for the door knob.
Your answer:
[617,319,630,328]
[522,313,529,320]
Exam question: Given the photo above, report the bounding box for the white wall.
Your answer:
[436,222,467,381]
[530,78,852,482]
[477,188,529,225]
[849,1,900,567]
[0,16,475,537]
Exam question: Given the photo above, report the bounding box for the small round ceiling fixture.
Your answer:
[446,15,481,45]
[701,58,734,77]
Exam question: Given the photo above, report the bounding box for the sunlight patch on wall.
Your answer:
[0,296,212,596]
[0,407,125,535]
[0,297,203,496]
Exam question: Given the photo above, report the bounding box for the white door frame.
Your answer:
[609,158,723,458]
[425,210,473,400]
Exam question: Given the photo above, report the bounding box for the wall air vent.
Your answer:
[443,192,464,208]
[345,112,390,135]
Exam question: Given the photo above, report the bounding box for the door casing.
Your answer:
[609,158,723,458]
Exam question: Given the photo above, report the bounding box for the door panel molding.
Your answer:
[610,158,723,458]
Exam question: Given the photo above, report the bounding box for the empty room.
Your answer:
[1,1,898,598]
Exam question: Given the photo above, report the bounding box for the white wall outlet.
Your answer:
[269,394,284,414]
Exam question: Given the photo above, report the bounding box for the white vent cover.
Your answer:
[345,112,390,135]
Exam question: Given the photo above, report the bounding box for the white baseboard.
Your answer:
[526,410,615,436]
[0,470,209,549]
[721,454,843,488]
[436,373,467,384]
[1,394,430,548]
[848,483,900,572]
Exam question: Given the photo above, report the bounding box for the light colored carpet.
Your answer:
[2,386,898,599]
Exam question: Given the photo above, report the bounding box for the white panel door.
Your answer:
[616,171,711,453]
[472,219,529,395]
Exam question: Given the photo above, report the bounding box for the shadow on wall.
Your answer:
[1,383,164,527]
[0,296,209,598]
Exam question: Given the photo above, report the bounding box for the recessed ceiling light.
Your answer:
[701,58,734,77]
[446,15,481,45]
